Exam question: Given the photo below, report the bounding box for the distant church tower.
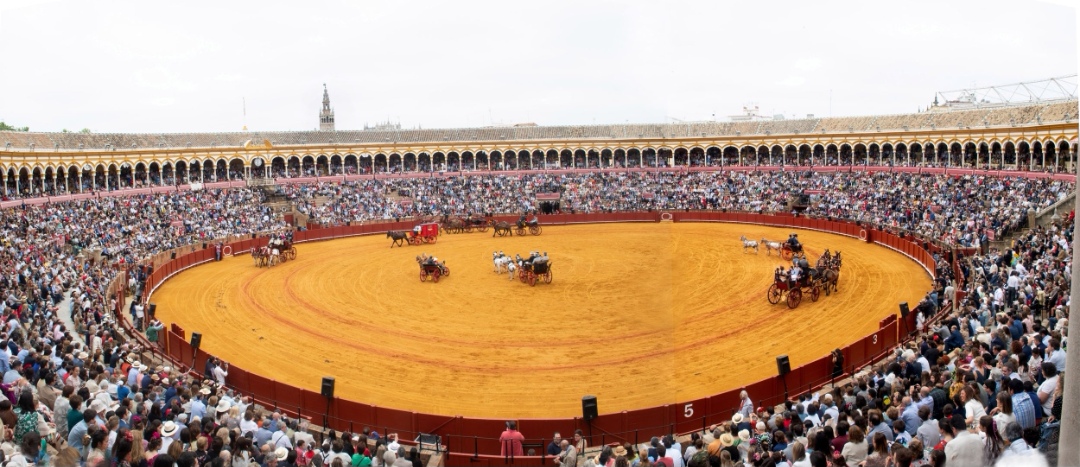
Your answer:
[319,84,335,131]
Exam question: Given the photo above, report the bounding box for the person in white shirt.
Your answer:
[1036,362,1058,417]
[271,425,293,449]
[213,360,229,385]
[961,386,985,427]
[944,416,985,467]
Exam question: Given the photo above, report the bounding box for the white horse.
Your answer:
[493,251,513,274]
[740,235,759,254]
[761,238,783,256]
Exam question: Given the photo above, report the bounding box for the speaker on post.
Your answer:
[321,377,336,398]
[581,395,598,421]
[170,252,176,259]
[899,302,910,318]
[190,332,202,351]
[776,355,790,376]
[148,303,157,318]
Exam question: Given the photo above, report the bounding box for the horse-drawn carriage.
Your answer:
[767,260,820,309]
[515,216,542,236]
[442,215,490,234]
[388,223,440,247]
[762,234,803,260]
[417,255,449,282]
[516,254,552,286]
[252,236,296,267]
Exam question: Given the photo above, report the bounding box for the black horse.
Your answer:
[387,230,409,248]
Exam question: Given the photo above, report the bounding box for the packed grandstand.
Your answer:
[0,97,1075,467]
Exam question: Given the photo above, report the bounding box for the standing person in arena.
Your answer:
[738,390,753,419]
[499,421,524,458]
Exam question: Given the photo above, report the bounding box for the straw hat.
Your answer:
[719,433,735,447]
[160,421,179,437]
[731,413,744,424]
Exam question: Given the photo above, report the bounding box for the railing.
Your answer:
[133,210,940,462]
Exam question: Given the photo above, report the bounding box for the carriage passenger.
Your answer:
[789,263,802,285]
[787,233,801,252]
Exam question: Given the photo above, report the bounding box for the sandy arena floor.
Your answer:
[151,222,930,418]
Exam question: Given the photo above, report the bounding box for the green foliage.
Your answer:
[0,121,29,132]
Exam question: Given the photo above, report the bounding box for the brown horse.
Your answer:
[816,250,841,295]
[442,218,465,234]
[490,220,514,237]
[387,231,409,248]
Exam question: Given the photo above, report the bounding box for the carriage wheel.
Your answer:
[432,269,441,283]
[442,266,450,276]
[811,285,820,302]
[420,271,427,282]
[429,235,437,244]
[515,227,526,236]
[478,224,488,232]
[781,247,793,261]
[463,225,473,233]
[528,273,537,286]
[289,247,297,259]
[530,225,542,235]
[788,288,802,309]
[543,271,552,284]
[767,284,782,304]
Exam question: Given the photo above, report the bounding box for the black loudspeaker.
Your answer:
[776,355,791,376]
[202,243,208,249]
[148,303,157,317]
[321,377,336,398]
[190,332,202,351]
[899,302,910,318]
[170,252,176,259]
[581,395,598,421]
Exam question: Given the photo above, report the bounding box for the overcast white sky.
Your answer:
[0,0,1076,133]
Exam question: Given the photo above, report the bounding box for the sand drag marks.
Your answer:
[152,222,929,418]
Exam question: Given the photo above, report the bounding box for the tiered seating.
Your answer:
[1038,101,1078,121]
[815,115,875,133]
[984,105,1039,126]
[761,118,818,134]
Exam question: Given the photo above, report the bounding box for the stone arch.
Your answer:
[627,148,641,167]
[461,151,474,170]
[227,158,245,179]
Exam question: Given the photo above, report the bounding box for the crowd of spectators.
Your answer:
[284,172,1070,251]
[3,156,1075,200]
[0,170,1070,466]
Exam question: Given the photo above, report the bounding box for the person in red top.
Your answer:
[499,421,525,457]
